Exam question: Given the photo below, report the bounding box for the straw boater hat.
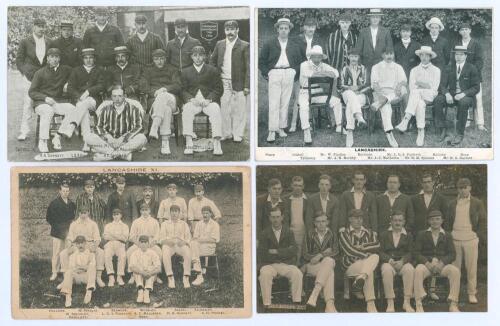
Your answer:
[367,9,384,16]
[113,46,129,55]
[274,17,294,29]
[425,17,445,31]
[452,45,469,54]
[307,45,327,59]
[81,48,95,57]
[415,46,437,59]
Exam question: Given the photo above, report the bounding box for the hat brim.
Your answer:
[425,22,445,31]
[367,13,384,16]
[452,49,469,54]
[415,50,437,59]
[274,21,294,29]
[309,53,328,59]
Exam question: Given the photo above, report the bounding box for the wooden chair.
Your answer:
[199,253,220,292]
[307,76,335,130]
[141,93,181,146]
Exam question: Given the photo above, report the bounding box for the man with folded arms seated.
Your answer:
[129,235,162,304]
[302,213,339,312]
[379,210,415,312]
[258,206,303,308]
[339,209,380,312]
[59,235,96,307]
[103,208,129,287]
[395,46,440,147]
[413,210,461,312]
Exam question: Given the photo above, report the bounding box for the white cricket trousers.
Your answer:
[404,89,437,129]
[84,133,147,155]
[290,225,305,263]
[297,90,341,130]
[60,247,105,272]
[73,97,96,137]
[19,76,33,135]
[182,102,222,138]
[104,240,126,276]
[151,92,176,136]
[414,263,461,302]
[259,263,303,306]
[341,90,366,130]
[162,244,192,276]
[34,102,81,140]
[305,257,335,302]
[134,273,156,290]
[267,68,295,131]
[60,265,97,295]
[373,90,398,132]
[453,237,479,296]
[51,237,66,274]
[345,254,379,301]
[190,240,214,272]
[221,79,248,139]
[381,262,415,299]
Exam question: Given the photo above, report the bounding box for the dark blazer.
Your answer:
[450,38,484,80]
[421,34,450,69]
[445,195,486,237]
[67,65,105,103]
[376,193,415,233]
[136,198,160,219]
[394,39,421,79]
[140,64,181,98]
[306,193,339,233]
[256,194,289,232]
[106,63,142,97]
[295,33,324,62]
[16,35,51,81]
[414,229,456,265]
[257,225,298,267]
[50,36,83,67]
[302,228,339,262]
[210,38,250,92]
[379,229,413,264]
[83,24,124,67]
[180,64,223,104]
[29,65,72,107]
[258,37,304,79]
[355,26,393,70]
[46,196,76,240]
[338,189,378,231]
[106,190,138,226]
[165,35,202,70]
[446,61,481,97]
[411,192,449,234]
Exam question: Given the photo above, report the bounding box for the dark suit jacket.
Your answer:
[258,37,304,79]
[446,62,481,97]
[411,192,449,234]
[210,38,250,91]
[180,64,223,104]
[29,65,72,107]
[67,65,105,103]
[46,196,76,240]
[355,26,393,70]
[136,198,160,219]
[450,38,484,80]
[16,35,51,81]
[140,64,181,98]
[257,225,298,267]
[106,63,142,97]
[421,34,450,69]
[83,24,124,67]
[50,36,83,67]
[106,190,138,226]
[165,35,202,70]
[338,189,378,231]
[376,193,415,233]
[445,195,486,237]
[379,230,413,264]
[306,193,339,233]
[256,194,289,232]
[295,33,324,62]
[394,39,421,79]
[414,229,456,265]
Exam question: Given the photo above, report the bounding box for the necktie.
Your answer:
[457,65,461,76]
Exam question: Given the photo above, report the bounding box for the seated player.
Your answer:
[103,208,129,287]
[159,205,193,289]
[191,206,221,285]
[187,184,222,230]
[59,235,96,307]
[258,206,303,308]
[157,183,188,223]
[129,235,162,304]
[181,45,224,155]
[106,46,141,100]
[85,85,147,161]
[302,213,339,312]
[413,210,461,312]
[379,210,415,312]
[339,209,380,313]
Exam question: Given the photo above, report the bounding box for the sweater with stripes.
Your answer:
[339,225,379,269]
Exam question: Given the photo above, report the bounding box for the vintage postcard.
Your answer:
[255,8,493,160]
[256,164,487,313]
[7,5,250,162]
[11,166,251,318]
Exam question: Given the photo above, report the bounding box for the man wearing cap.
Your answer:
[326,13,357,73]
[395,46,441,147]
[187,184,222,228]
[16,18,51,141]
[165,18,202,71]
[106,46,142,99]
[370,47,408,147]
[337,48,369,147]
[46,182,76,281]
[129,235,162,303]
[126,14,165,67]
[103,208,129,287]
[440,46,480,146]
[376,175,415,233]
[85,85,147,161]
[59,205,106,288]
[75,179,107,235]
[413,210,461,312]
[421,17,450,70]
[83,8,124,68]
[411,173,448,234]
[106,176,138,226]
[355,9,393,81]
[50,21,83,68]
[446,178,486,304]
[452,22,487,131]
[29,47,79,153]
[210,20,250,143]
[297,45,341,144]
[394,24,421,79]
[339,209,380,313]
[136,185,159,219]
[258,17,303,142]
[140,48,181,155]
[181,45,224,155]
[157,183,188,223]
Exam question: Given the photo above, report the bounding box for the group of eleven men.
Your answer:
[257,172,485,312]
[45,176,221,307]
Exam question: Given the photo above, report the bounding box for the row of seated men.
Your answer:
[16,14,249,158]
[256,174,485,312]
[259,12,484,148]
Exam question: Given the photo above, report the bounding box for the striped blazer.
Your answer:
[340,64,368,89]
[326,29,357,72]
[126,32,165,67]
[302,228,339,263]
[95,101,143,139]
[75,192,107,232]
[339,225,379,269]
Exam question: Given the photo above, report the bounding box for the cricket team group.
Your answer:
[15,8,249,159]
[259,9,485,147]
[256,172,486,312]
[45,177,221,307]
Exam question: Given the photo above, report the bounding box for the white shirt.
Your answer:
[401,38,411,48]
[370,27,378,48]
[351,187,366,210]
[221,37,237,79]
[193,218,220,255]
[129,248,161,274]
[462,38,471,48]
[428,227,445,246]
[194,63,204,73]
[267,195,283,208]
[384,191,402,207]
[158,197,188,221]
[409,63,440,97]
[299,60,339,88]
[430,33,438,42]
[320,193,330,213]
[317,230,327,244]
[177,36,186,46]
[69,249,95,273]
[117,62,128,71]
[452,195,477,241]
[137,30,149,42]
[103,220,129,242]
[187,196,222,221]
[33,33,46,65]
[67,218,101,243]
[457,62,465,76]
[419,190,433,208]
[275,38,290,68]
[272,226,282,244]
[371,61,407,92]
[129,216,160,244]
[83,65,95,73]
[289,194,306,229]
[159,219,191,246]
[96,22,108,32]
[305,35,313,59]
[389,226,407,248]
